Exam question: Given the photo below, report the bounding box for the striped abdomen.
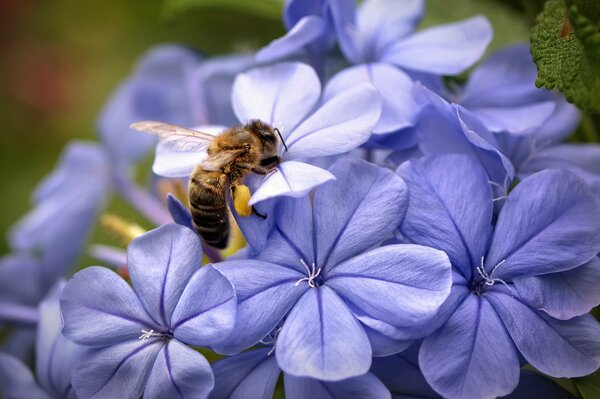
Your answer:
[189,169,229,249]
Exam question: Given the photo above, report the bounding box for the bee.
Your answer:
[131,120,287,249]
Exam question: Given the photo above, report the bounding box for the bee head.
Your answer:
[247,120,287,152]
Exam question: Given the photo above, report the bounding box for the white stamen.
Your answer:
[477,257,511,290]
[139,329,161,340]
[295,258,322,288]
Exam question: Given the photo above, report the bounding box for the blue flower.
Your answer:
[152,62,383,205]
[0,281,81,399]
[9,142,111,275]
[210,345,391,399]
[323,0,492,135]
[371,343,577,398]
[380,154,600,398]
[60,224,237,399]
[211,158,452,380]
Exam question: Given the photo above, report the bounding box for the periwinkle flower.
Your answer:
[371,343,576,398]
[0,281,80,399]
[322,0,492,135]
[60,224,237,399]
[378,154,600,398]
[152,61,383,205]
[210,345,391,399]
[211,158,452,380]
[9,142,111,275]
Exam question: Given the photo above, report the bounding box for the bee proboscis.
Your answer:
[131,120,286,249]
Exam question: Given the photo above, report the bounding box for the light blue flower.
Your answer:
[212,158,452,380]
[60,224,237,399]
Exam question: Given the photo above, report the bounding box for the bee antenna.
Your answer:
[275,128,288,152]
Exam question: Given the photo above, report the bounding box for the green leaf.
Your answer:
[164,0,284,20]
[575,370,600,399]
[531,0,600,111]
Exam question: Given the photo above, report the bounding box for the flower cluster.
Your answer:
[1,1,600,399]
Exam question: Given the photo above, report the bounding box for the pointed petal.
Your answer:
[420,294,520,399]
[314,158,407,270]
[248,161,335,205]
[152,125,224,178]
[514,257,600,320]
[285,83,382,158]
[232,62,320,134]
[0,353,49,399]
[487,170,600,279]
[256,16,327,62]
[172,266,236,347]
[488,291,600,377]
[211,348,280,399]
[212,260,306,355]
[128,224,203,328]
[166,193,193,230]
[145,340,213,399]
[285,372,391,399]
[327,245,451,326]
[322,63,419,134]
[398,155,493,280]
[71,340,163,399]
[60,267,156,346]
[276,287,371,381]
[382,16,492,75]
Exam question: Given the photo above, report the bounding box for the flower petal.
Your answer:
[144,340,214,399]
[172,265,236,347]
[314,158,407,270]
[285,83,382,158]
[322,63,418,134]
[276,286,371,381]
[60,267,156,346]
[0,353,49,399]
[128,224,203,328]
[398,155,493,280]
[152,125,224,178]
[355,0,424,62]
[381,16,492,75]
[284,372,391,399]
[486,170,600,280]
[420,294,520,399]
[327,245,451,327]
[71,340,163,399]
[0,253,44,305]
[212,260,306,355]
[371,344,439,398]
[363,325,414,357]
[211,348,280,399]
[232,62,320,134]
[460,43,540,108]
[248,161,335,205]
[256,16,327,62]
[470,101,556,134]
[513,257,600,320]
[488,291,600,377]
[507,371,577,399]
[166,193,193,230]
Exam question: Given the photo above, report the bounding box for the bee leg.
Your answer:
[251,165,278,175]
[252,207,267,219]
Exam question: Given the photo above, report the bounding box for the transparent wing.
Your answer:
[202,149,246,171]
[130,121,218,152]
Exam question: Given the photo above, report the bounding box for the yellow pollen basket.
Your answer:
[233,184,253,217]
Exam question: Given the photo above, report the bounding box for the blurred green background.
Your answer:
[0,0,574,254]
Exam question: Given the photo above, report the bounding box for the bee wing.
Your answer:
[201,149,246,171]
[130,121,218,152]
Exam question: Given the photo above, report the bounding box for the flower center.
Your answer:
[471,257,509,295]
[295,258,323,288]
[138,328,173,341]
